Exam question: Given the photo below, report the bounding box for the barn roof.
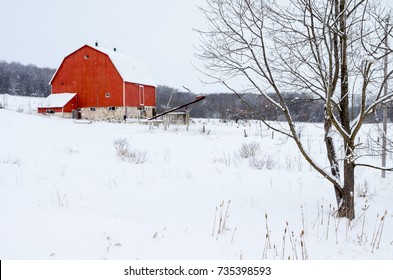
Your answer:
[50,44,156,87]
[89,45,156,87]
[40,93,76,108]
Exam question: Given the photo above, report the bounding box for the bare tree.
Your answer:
[196,0,393,219]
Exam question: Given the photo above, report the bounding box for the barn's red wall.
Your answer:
[52,45,157,109]
[52,46,124,108]
[63,95,78,112]
[125,83,156,107]
[38,107,62,113]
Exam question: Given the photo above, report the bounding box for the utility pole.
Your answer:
[382,16,389,178]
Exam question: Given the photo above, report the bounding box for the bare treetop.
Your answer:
[196,0,393,220]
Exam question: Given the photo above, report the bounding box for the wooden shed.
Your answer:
[39,44,156,120]
[37,93,77,117]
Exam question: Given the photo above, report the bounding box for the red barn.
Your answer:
[39,44,156,120]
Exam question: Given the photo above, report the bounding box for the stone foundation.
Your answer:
[80,106,155,121]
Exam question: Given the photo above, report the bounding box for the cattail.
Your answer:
[265,213,272,249]
[321,204,324,225]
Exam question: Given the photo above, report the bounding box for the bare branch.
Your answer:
[355,163,393,171]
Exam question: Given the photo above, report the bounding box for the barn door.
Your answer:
[139,85,145,106]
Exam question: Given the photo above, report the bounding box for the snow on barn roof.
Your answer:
[41,93,76,108]
[88,44,156,86]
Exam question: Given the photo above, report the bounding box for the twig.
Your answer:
[370,213,380,250]
[104,232,112,260]
[231,227,237,243]
[289,230,298,260]
[282,222,288,260]
[217,200,224,239]
[334,210,341,245]
[222,200,231,231]
[326,204,332,241]
[212,206,218,237]
[376,210,388,250]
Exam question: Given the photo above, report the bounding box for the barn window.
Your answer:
[84,55,90,59]
[46,110,55,114]
[90,107,96,111]
[105,92,110,98]
[108,107,116,111]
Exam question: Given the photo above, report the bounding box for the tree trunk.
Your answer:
[324,116,343,207]
[337,154,355,220]
[336,0,355,220]
[324,115,355,220]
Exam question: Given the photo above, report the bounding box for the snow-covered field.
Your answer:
[0,94,45,114]
[0,103,392,260]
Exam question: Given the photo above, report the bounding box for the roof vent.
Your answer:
[95,41,98,47]
[114,47,117,52]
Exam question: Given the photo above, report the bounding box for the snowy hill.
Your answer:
[0,109,392,259]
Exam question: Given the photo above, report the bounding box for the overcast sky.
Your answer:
[1,0,392,95]
[0,0,220,93]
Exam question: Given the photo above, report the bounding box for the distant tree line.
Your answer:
[157,85,390,123]
[0,61,54,97]
[157,85,326,122]
[0,61,389,122]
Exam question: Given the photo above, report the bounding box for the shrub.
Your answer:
[239,142,260,158]
[127,150,148,164]
[249,154,277,170]
[114,138,130,160]
[114,138,147,164]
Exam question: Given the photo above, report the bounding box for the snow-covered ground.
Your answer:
[0,101,392,260]
[0,94,45,114]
